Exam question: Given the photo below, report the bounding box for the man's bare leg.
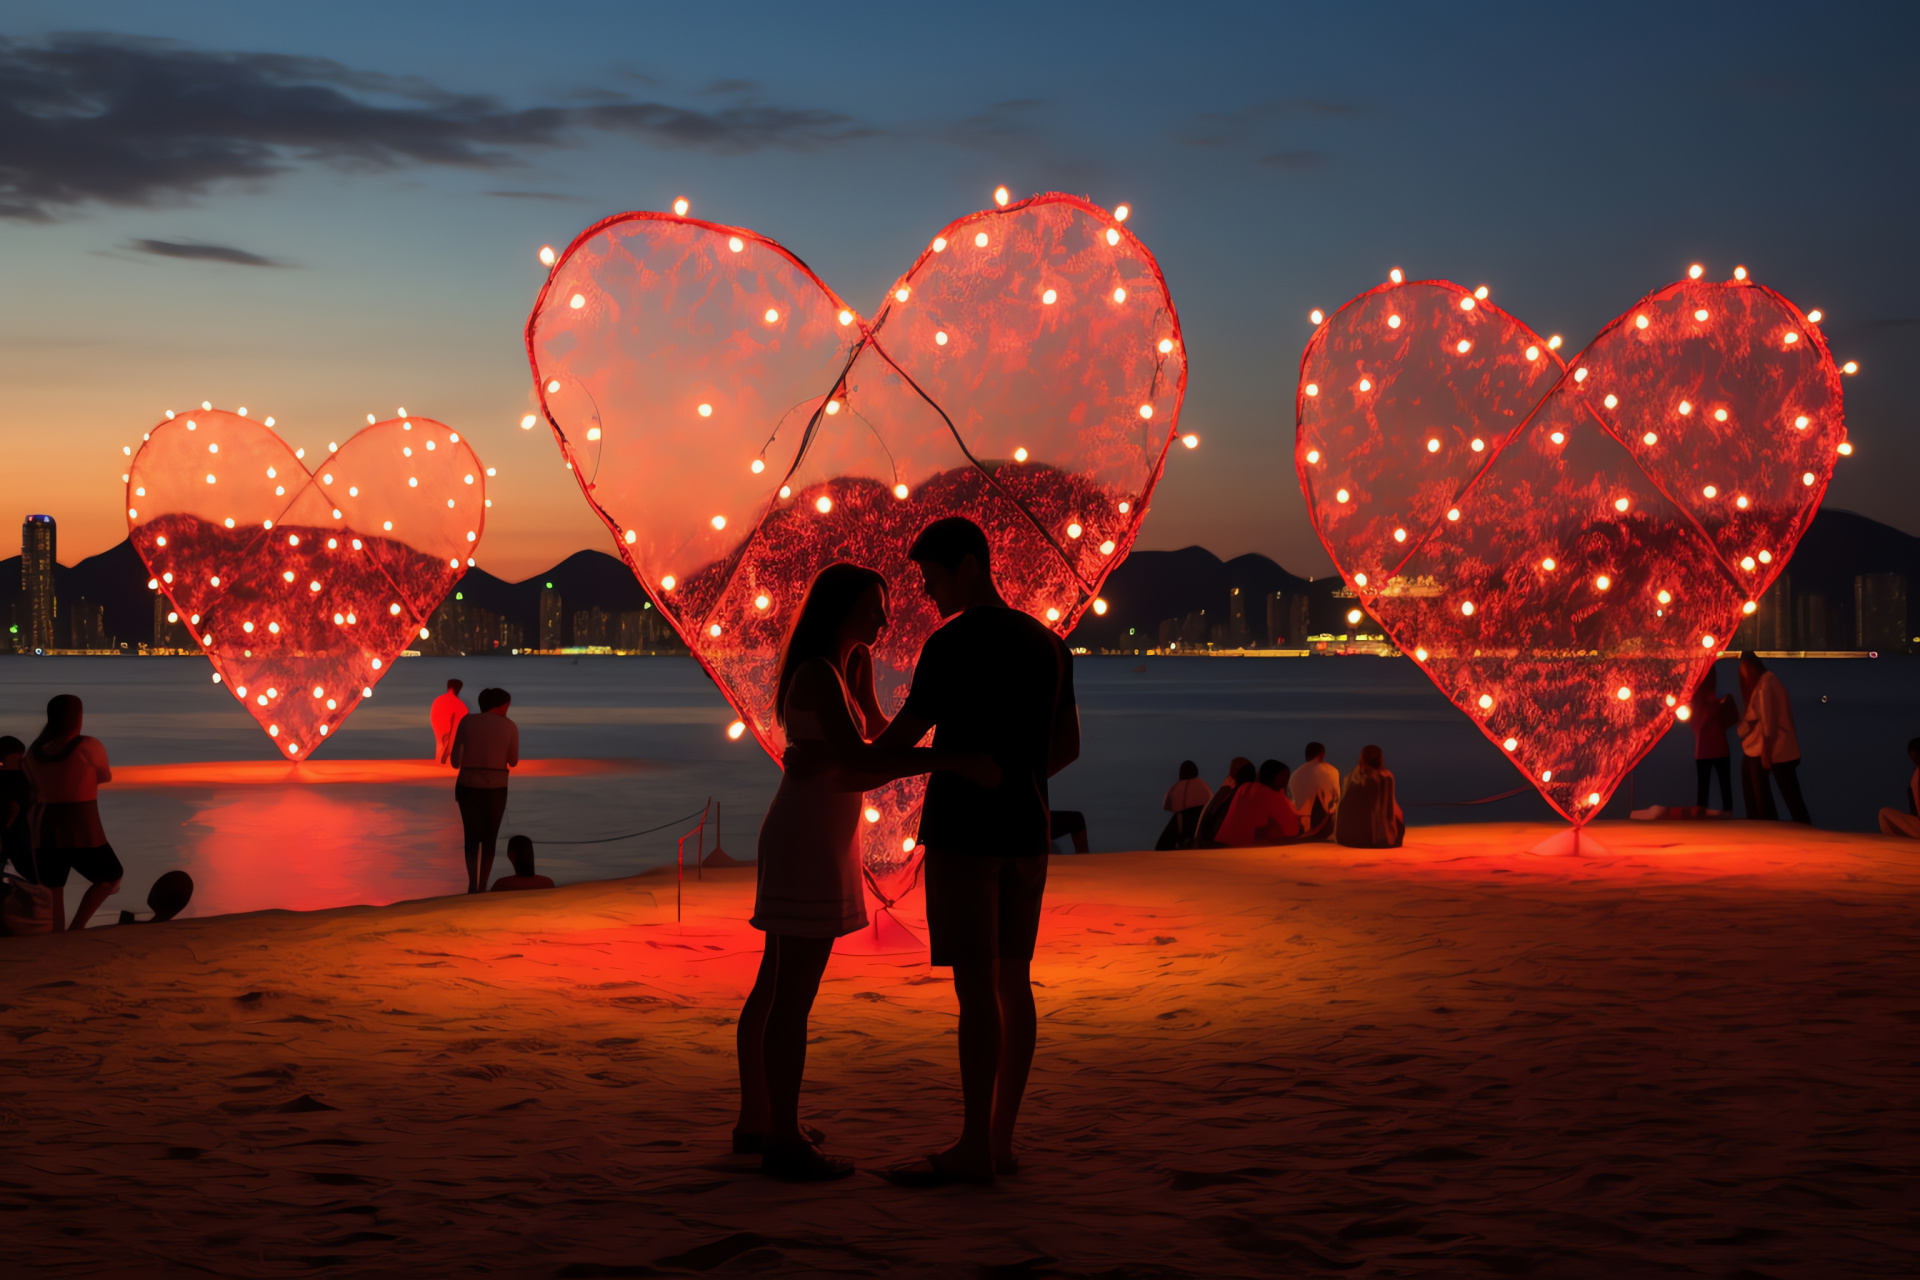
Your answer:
[990,958,1036,1172]
[46,883,67,932]
[69,877,120,931]
[933,958,1001,1179]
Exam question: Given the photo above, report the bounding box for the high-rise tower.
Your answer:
[21,515,55,651]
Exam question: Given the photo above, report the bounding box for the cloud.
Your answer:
[129,237,283,266]
[1180,98,1359,172]
[0,34,878,220]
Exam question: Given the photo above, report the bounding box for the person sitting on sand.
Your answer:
[1049,809,1090,853]
[1212,759,1302,847]
[492,835,555,890]
[1878,738,1920,839]
[1193,758,1254,847]
[1156,760,1211,850]
[1336,745,1405,849]
[1288,742,1341,833]
[431,678,469,765]
[118,871,194,923]
[0,735,29,881]
[20,695,122,930]
[450,688,519,894]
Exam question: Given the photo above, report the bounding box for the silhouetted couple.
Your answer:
[734,517,1079,1184]
[1,696,124,931]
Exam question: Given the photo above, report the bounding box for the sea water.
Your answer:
[1,654,1913,919]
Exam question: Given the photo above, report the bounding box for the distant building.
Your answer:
[152,593,192,649]
[1795,593,1828,650]
[67,597,107,650]
[572,605,611,647]
[1265,591,1309,648]
[21,514,54,650]
[1227,587,1251,647]
[423,594,514,655]
[1855,573,1909,652]
[539,584,563,648]
[1734,573,1791,651]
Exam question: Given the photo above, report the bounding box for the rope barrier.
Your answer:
[539,805,714,845]
[1414,786,1532,808]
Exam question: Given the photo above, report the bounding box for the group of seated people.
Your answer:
[1158,741,1407,850]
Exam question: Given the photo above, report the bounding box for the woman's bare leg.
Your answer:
[735,934,779,1135]
[763,934,834,1144]
[69,877,120,931]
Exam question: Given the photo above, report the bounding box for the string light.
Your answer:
[673,197,689,216]
[994,186,1010,206]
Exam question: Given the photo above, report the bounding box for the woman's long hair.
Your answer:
[1353,743,1385,779]
[774,563,888,726]
[29,694,85,762]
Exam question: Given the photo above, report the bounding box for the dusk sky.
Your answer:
[2,1,1914,582]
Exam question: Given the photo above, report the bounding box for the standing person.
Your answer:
[1336,745,1405,848]
[870,518,1079,1186]
[20,696,122,930]
[0,735,30,881]
[449,687,518,892]
[1288,741,1342,832]
[1737,651,1810,824]
[1156,761,1210,850]
[740,563,997,1181]
[1877,738,1920,839]
[1688,667,1737,811]
[431,678,469,765]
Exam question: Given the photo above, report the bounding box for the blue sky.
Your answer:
[1,0,1913,579]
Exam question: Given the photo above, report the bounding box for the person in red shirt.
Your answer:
[1212,760,1302,846]
[431,679,469,765]
[1687,666,1737,812]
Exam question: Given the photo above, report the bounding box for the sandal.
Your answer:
[732,1123,825,1155]
[762,1139,854,1182]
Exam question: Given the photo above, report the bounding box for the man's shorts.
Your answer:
[27,843,123,889]
[922,849,1047,968]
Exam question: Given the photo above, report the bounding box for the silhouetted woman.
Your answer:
[1194,757,1254,847]
[21,695,122,930]
[1336,744,1405,848]
[1737,650,1809,823]
[735,563,996,1182]
[1688,666,1737,811]
[1157,760,1212,849]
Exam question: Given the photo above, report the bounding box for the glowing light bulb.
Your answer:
[1595,575,1612,591]
[538,245,556,266]
[1014,447,1029,462]
[1477,693,1493,709]
[764,308,780,324]
[1784,332,1799,345]
[1118,501,1131,513]
[709,623,722,637]
[521,414,537,429]
[755,594,771,610]
[1456,339,1472,354]
[1525,345,1540,361]
[661,575,676,590]
[1742,600,1757,614]
[1460,296,1475,312]
[728,236,744,252]
[1741,556,1756,571]
[1643,432,1658,446]
[1838,442,1853,456]
[839,309,854,326]
[1842,361,1858,374]
[994,185,1010,206]
[1460,601,1475,616]
[1358,378,1372,392]
[1393,528,1407,543]
[826,399,841,414]
[1542,557,1556,571]
[1703,484,1718,499]
[1736,495,1750,510]
[1714,408,1729,423]
[1305,383,1320,397]
[815,496,833,514]
[1158,338,1174,353]
[569,293,585,310]
[1335,488,1350,503]
[1046,607,1061,622]
[1541,770,1553,782]
[1446,507,1461,521]
[936,331,949,346]
[1676,704,1692,720]
[1100,540,1116,555]
[1688,263,1704,279]
[1759,550,1773,563]
[727,721,746,740]
[1388,314,1401,329]
[1678,400,1693,416]
[1113,204,1130,221]
[1353,573,1368,586]
[673,197,689,216]
[1603,394,1619,410]
[750,459,766,475]
[710,515,727,531]
[1548,335,1563,350]
[1349,609,1364,625]
[895,287,910,303]
[1067,522,1083,538]
[1306,449,1321,464]
[1702,634,1716,648]
[1042,289,1057,305]
[1310,308,1325,324]
[1414,647,1429,662]
[1802,471,1816,486]
[1389,268,1403,284]
[1573,367,1588,383]
[893,484,909,500]
[779,486,791,499]
[933,237,948,253]
[1113,287,1127,304]
[1614,497,1631,513]
[1470,438,1485,453]
[1181,434,1199,450]
[975,231,989,247]
[1138,404,1154,419]
[698,403,713,417]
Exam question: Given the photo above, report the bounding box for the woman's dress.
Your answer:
[751,668,870,939]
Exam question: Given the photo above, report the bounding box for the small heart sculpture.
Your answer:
[1297,275,1844,824]
[527,194,1185,885]
[128,409,488,758]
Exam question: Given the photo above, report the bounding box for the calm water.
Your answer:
[3,654,1914,921]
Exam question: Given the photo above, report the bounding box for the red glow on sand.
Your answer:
[1298,276,1843,824]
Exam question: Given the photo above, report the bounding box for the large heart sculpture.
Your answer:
[526,194,1185,885]
[128,409,488,758]
[1297,274,1845,824]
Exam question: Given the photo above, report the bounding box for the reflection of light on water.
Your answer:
[183,786,465,916]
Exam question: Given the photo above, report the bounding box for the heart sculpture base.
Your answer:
[1530,827,1610,859]
[1298,273,1845,825]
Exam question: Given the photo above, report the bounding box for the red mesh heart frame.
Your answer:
[127,409,488,758]
[526,194,1186,885]
[1297,276,1844,825]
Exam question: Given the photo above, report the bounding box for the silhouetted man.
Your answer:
[876,517,1079,1184]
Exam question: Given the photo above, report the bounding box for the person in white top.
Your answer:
[1877,738,1920,839]
[1288,741,1342,833]
[1736,651,1809,824]
[431,678,469,765]
[1156,760,1212,849]
[449,687,519,891]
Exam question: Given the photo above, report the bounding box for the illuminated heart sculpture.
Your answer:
[128,409,488,758]
[1298,273,1846,824]
[527,194,1185,885]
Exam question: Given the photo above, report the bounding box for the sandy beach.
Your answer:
[3,820,1914,1277]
